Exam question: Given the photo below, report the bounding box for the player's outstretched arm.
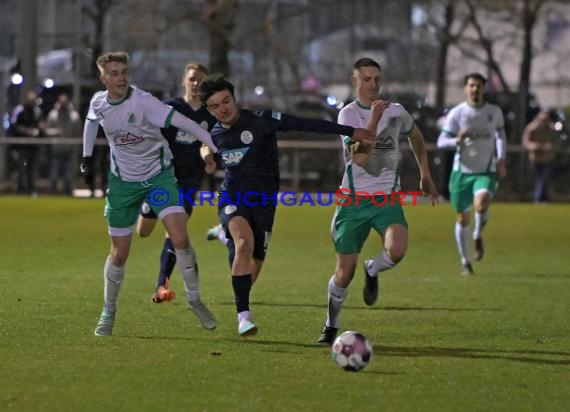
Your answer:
[408,125,438,205]
[200,145,217,174]
[170,111,218,153]
[351,128,375,145]
[276,112,375,145]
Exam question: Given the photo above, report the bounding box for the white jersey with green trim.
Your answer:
[338,101,414,194]
[442,102,505,174]
[86,87,175,182]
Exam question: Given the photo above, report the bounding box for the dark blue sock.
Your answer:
[156,238,176,288]
[231,274,252,313]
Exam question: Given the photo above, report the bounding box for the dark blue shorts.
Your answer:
[218,201,276,261]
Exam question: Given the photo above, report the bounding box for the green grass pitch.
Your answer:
[1,197,569,411]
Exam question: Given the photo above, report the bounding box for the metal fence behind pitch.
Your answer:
[0,137,569,202]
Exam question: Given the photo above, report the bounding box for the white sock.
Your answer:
[326,275,348,329]
[473,211,488,240]
[367,249,395,277]
[103,256,125,312]
[218,227,229,246]
[175,247,200,302]
[238,310,251,324]
[455,222,471,265]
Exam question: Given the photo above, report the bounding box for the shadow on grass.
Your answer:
[376,345,570,366]
[217,300,500,312]
[247,341,570,367]
[127,333,312,345]
[126,335,570,366]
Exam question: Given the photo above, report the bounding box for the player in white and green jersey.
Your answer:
[81,51,219,336]
[317,57,439,346]
[437,72,507,276]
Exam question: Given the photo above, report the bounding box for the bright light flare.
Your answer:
[11,73,23,85]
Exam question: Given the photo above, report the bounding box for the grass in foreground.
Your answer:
[0,197,569,411]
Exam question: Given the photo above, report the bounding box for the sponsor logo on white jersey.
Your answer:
[375,134,396,150]
[114,132,144,146]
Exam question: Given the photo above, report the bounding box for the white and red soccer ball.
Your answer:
[331,331,373,372]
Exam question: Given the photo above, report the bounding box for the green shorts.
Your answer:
[331,196,408,254]
[105,168,183,230]
[449,171,498,212]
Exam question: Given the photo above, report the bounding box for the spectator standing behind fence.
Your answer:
[522,111,559,204]
[46,94,82,195]
[9,91,45,196]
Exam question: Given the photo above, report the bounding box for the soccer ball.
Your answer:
[331,331,373,372]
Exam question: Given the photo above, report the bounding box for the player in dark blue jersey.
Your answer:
[136,63,217,303]
[199,74,375,336]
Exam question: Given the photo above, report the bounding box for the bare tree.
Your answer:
[83,0,117,75]
[461,0,549,140]
[202,0,238,76]
[433,0,473,111]
[263,2,305,106]
[434,1,457,111]
[517,0,546,139]
[407,1,470,111]
[463,0,512,92]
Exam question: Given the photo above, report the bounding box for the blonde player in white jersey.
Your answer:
[81,51,219,336]
[317,57,439,346]
[437,73,507,276]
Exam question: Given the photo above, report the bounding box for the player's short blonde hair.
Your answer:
[184,63,208,77]
[96,51,129,74]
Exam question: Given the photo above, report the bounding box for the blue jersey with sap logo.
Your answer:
[211,109,355,201]
[161,97,217,180]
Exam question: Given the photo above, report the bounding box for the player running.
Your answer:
[199,74,375,336]
[135,63,217,303]
[437,72,507,276]
[82,52,218,336]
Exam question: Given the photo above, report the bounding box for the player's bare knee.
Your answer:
[457,212,470,226]
[475,192,492,208]
[475,202,490,214]
[110,251,128,267]
[234,237,253,256]
[335,263,356,287]
[137,228,152,238]
[169,236,189,250]
[334,271,353,288]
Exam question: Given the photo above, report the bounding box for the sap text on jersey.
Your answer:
[221,148,250,166]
